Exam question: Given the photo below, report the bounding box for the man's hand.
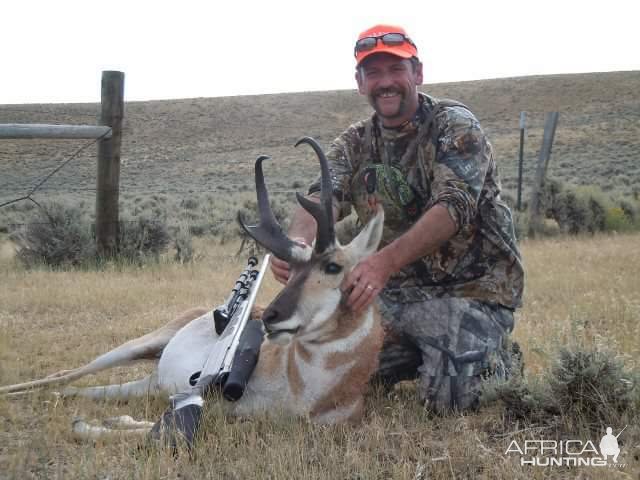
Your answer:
[342,249,395,315]
[270,256,291,285]
[269,237,308,285]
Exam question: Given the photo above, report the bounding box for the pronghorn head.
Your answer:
[238,137,384,345]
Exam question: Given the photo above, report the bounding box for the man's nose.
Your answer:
[378,71,395,87]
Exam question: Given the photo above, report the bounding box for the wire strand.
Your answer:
[0,131,109,209]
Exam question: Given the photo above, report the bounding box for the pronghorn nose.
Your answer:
[262,307,279,326]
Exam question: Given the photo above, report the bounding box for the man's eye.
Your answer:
[324,262,343,275]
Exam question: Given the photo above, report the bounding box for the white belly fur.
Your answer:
[157,311,218,394]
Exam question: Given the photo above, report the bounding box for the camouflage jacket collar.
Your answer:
[372,93,435,142]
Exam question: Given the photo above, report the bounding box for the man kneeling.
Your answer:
[270,24,524,412]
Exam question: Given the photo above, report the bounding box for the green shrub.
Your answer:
[551,186,609,234]
[551,190,588,234]
[530,180,639,235]
[117,214,171,263]
[548,347,636,425]
[11,202,177,268]
[484,344,638,426]
[173,225,194,263]
[188,224,207,236]
[618,200,637,224]
[604,207,633,232]
[181,198,199,210]
[11,202,95,268]
[587,194,606,233]
[540,178,563,217]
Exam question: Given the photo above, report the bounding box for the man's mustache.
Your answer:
[372,88,403,98]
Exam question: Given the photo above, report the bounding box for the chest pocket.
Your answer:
[363,163,424,222]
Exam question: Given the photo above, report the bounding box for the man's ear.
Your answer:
[414,61,424,86]
[355,69,365,95]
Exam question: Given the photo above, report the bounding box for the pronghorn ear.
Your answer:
[345,208,385,263]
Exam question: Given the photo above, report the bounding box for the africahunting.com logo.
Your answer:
[505,426,628,468]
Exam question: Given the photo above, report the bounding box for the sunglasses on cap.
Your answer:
[354,33,417,57]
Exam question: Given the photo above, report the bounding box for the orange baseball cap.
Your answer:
[355,24,418,66]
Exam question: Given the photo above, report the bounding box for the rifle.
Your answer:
[148,254,270,451]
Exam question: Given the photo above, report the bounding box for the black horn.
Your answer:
[237,155,307,263]
[294,137,335,253]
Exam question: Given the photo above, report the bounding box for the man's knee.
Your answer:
[418,374,482,413]
[374,338,422,388]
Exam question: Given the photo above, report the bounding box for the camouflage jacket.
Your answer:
[309,93,524,309]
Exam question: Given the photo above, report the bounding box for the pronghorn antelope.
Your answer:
[0,137,385,437]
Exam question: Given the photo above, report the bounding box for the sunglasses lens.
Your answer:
[356,37,378,52]
[381,33,406,46]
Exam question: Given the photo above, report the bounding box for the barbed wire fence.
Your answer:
[0,126,324,258]
[0,137,305,216]
[0,80,326,259]
[0,132,311,230]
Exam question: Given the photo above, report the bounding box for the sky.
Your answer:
[1,0,638,104]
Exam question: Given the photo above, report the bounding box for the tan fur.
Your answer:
[324,310,384,372]
[295,342,312,363]
[286,341,304,398]
[310,309,384,421]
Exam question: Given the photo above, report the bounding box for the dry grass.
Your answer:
[0,234,639,479]
[516,234,640,374]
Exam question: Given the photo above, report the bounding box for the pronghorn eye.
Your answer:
[324,262,343,275]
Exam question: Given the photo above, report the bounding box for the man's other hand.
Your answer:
[270,256,291,285]
[270,237,309,285]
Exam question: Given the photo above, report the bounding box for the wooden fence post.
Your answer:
[528,112,559,236]
[96,71,125,257]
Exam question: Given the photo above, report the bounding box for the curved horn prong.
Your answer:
[238,156,311,264]
[294,137,335,253]
[295,192,332,254]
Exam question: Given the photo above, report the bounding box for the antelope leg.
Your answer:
[0,307,208,395]
[61,373,160,400]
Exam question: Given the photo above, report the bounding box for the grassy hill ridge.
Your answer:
[1,70,638,227]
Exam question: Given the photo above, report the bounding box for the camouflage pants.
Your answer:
[373,294,516,412]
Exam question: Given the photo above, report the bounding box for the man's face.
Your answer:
[355,53,423,127]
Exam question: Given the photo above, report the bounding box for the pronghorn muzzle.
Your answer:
[260,264,311,337]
